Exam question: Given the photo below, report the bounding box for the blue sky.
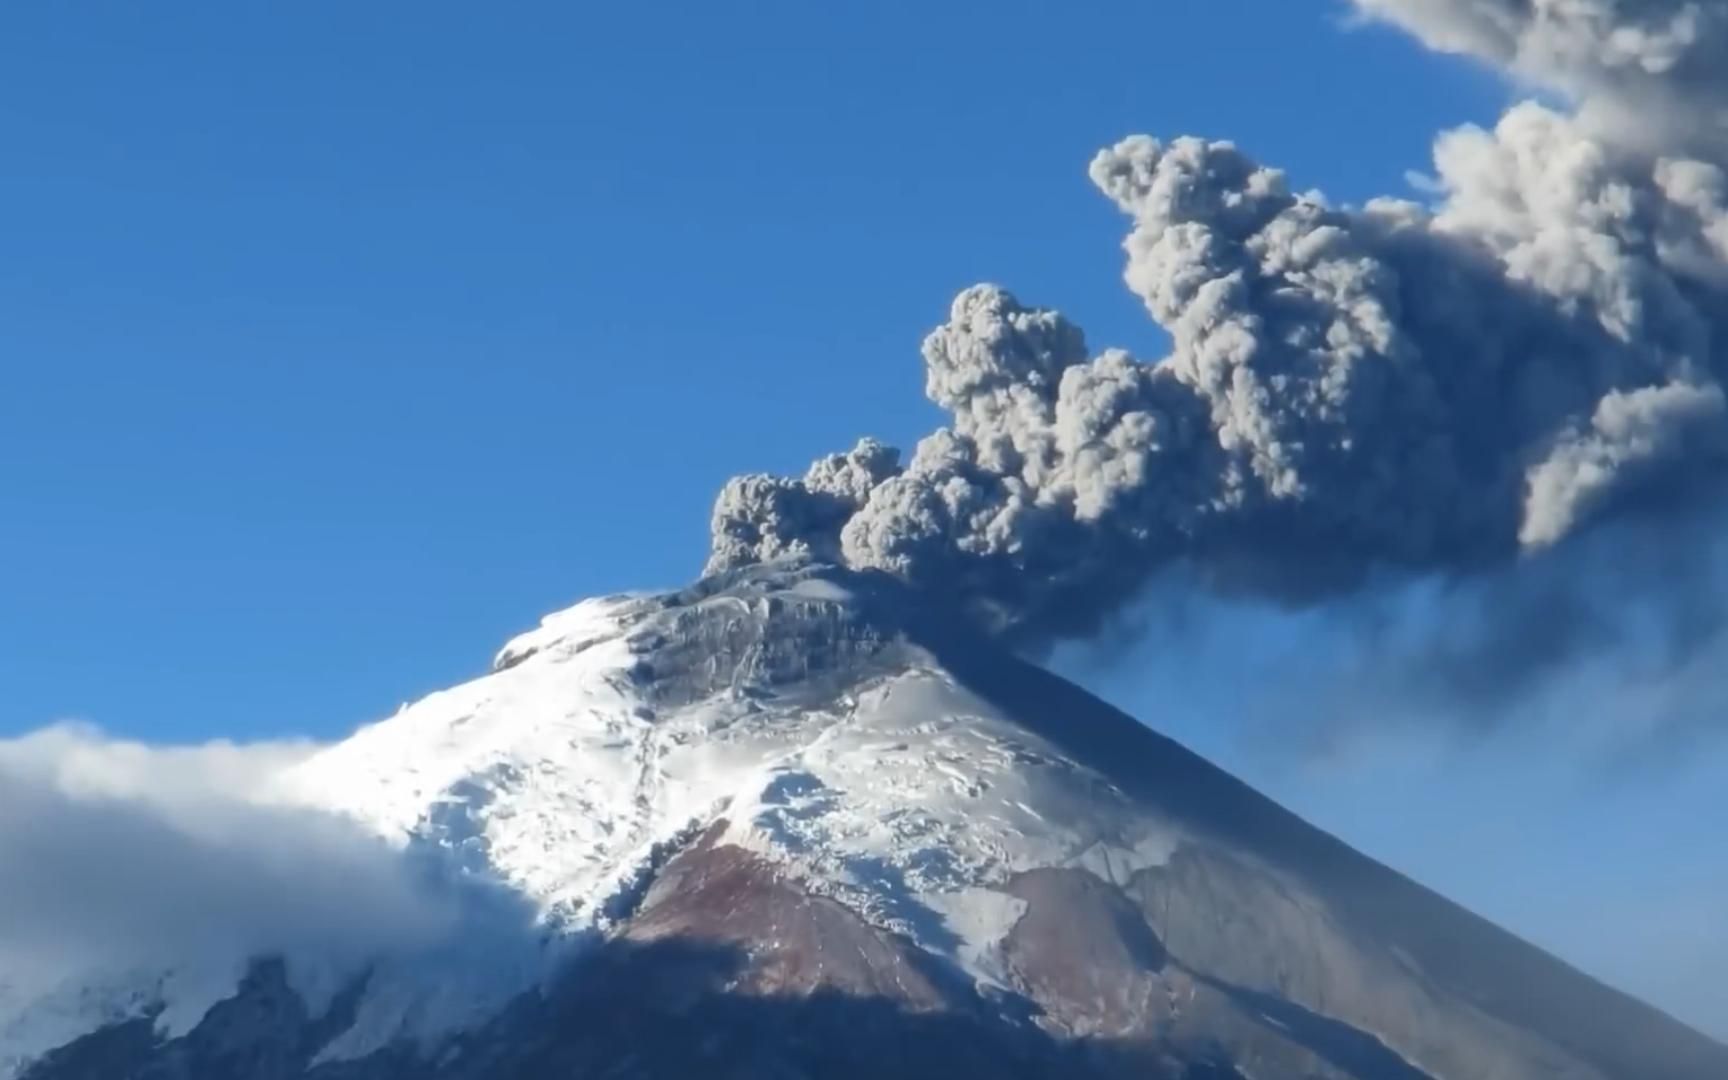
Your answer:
[2,0,1722,1039]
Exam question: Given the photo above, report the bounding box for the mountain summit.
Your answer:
[11,561,1727,1079]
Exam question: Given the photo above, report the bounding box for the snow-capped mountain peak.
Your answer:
[11,561,1728,1079]
[288,564,1179,962]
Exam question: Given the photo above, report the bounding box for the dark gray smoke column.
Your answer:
[708,0,1728,644]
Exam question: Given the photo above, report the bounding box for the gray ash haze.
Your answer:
[708,0,1728,668]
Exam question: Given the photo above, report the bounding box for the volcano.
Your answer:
[11,562,1726,1080]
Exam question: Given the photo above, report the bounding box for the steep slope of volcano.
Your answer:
[11,562,1727,1080]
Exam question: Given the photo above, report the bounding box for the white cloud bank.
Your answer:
[0,723,460,1070]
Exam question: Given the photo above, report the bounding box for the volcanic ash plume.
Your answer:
[708,0,1728,645]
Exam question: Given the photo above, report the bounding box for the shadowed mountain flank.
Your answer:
[896,579,1728,1079]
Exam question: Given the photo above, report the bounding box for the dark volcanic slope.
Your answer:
[917,613,1728,1080]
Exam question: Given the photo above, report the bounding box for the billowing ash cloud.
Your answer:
[708,0,1728,645]
[1352,0,1728,147]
